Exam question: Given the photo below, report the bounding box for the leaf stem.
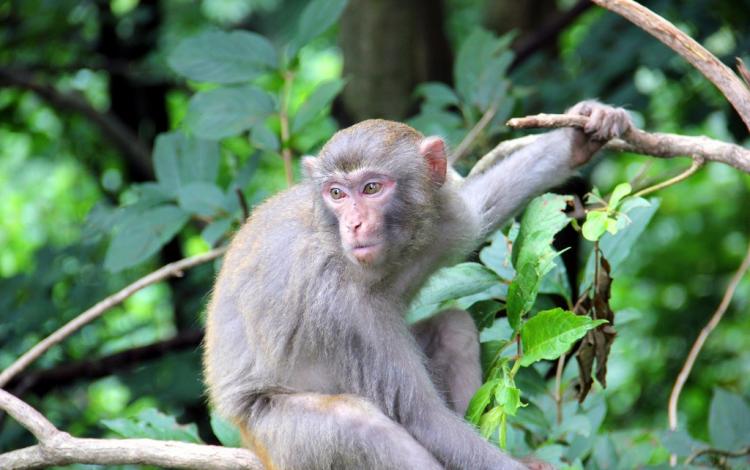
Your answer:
[632,157,704,198]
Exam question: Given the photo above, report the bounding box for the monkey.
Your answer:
[203,100,632,470]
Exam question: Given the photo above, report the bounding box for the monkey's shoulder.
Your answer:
[220,184,327,278]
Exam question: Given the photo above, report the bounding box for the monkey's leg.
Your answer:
[244,392,444,470]
[411,309,482,416]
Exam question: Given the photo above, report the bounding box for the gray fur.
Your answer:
[204,104,632,470]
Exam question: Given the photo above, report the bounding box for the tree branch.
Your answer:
[631,157,704,198]
[590,0,750,133]
[0,389,261,470]
[0,247,226,388]
[8,330,203,396]
[502,114,750,173]
[0,66,154,178]
[510,0,594,70]
[667,241,750,445]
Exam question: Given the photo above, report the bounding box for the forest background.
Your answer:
[1,0,749,468]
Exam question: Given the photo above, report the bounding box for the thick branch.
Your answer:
[511,0,593,70]
[591,0,750,132]
[504,114,750,173]
[0,389,260,470]
[9,330,203,396]
[0,67,153,177]
[0,247,226,388]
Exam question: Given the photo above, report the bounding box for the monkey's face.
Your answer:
[320,170,397,266]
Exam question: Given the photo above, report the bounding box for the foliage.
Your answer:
[1,0,749,469]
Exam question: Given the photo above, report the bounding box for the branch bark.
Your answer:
[0,67,154,178]
[590,0,750,133]
[0,389,261,470]
[498,114,750,173]
[0,247,226,388]
[8,330,203,396]
[667,242,750,454]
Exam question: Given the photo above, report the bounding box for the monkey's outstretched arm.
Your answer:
[460,101,632,239]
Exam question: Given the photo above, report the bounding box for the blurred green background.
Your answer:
[1,0,748,468]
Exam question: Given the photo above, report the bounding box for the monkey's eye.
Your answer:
[329,187,345,200]
[363,182,382,195]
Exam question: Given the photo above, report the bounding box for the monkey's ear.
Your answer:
[419,136,447,186]
[302,156,318,179]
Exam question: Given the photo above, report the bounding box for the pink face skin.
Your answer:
[313,135,448,266]
[322,171,397,265]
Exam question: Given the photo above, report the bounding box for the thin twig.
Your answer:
[591,0,750,132]
[0,247,227,388]
[450,103,499,164]
[235,188,250,221]
[667,241,750,464]
[685,445,750,465]
[554,354,566,425]
[0,389,261,470]
[628,160,654,189]
[505,114,750,173]
[279,71,295,187]
[632,157,704,198]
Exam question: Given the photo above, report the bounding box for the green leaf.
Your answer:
[186,86,276,139]
[538,256,572,303]
[292,79,346,133]
[468,300,502,330]
[153,132,221,196]
[210,412,242,448]
[466,378,500,424]
[480,229,515,280]
[708,388,750,451]
[479,406,504,439]
[250,123,280,151]
[661,430,708,457]
[288,0,349,58]
[103,408,202,443]
[178,182,227,217]
[520,308,607,367]
[104,205,189,272]
[406,262,501,324]
[495,382,523,416]
[582,211,608,241]
[202,218,233,246]
[153,134,182,196]
[168,30,276,84]
[506,193,571,330]
[608,182,632,211]
[582,198,659,288]
[414,82,460,109]
[454,28,515,110]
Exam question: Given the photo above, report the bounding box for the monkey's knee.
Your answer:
[413,308,479,357]
[412,309,482,415]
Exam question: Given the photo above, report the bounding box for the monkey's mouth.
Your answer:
[351,242,382,262]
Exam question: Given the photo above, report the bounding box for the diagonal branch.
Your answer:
[8,330,204,397]
[0,247,226,388]
[501,113,750,173]
[0,67,153,177]
[590,0,750,132]
[0,389,261,470]
[667,242,750,435]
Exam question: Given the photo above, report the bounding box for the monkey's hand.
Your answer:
[566,100,632,167]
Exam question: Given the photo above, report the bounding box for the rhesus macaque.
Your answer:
[204,101,632,470]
